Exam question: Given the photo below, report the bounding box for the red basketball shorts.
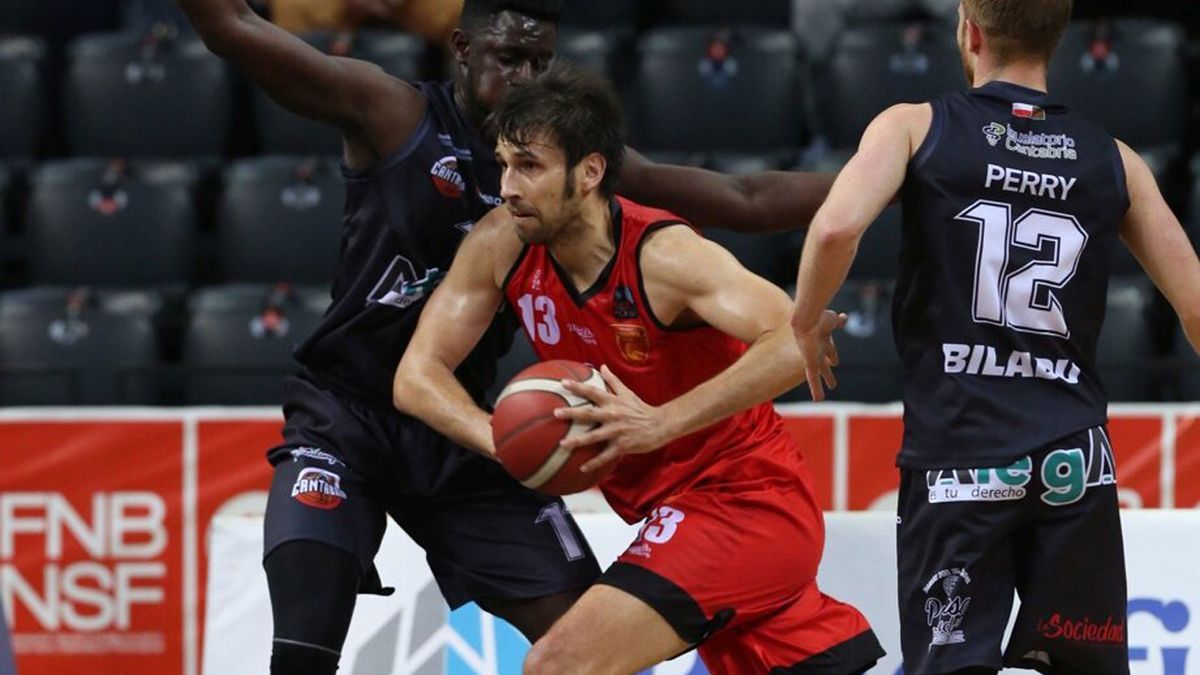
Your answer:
[597,454,884,673]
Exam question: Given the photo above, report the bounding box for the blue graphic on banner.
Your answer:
[443,603,710,675]
[0,606,16,675]
[1129,597,1191,675]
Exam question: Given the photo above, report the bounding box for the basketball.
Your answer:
[492,360,613,495]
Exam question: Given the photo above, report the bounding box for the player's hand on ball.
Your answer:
[791,309,848,402]
[554,365,667,473]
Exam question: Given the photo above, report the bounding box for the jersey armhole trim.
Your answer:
[635,221,705,333]
[340,103,433,181]
[909,98,946,172]
[500,243,532,305]
[1110,139,1132,215]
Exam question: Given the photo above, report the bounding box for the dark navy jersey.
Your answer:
[294,81,515,407]
[895,81,1130,469]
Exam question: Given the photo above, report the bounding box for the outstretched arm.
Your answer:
[393,211,521,457]
[178,0,422,154]
[1116,141,1200,353]
[791,103,929,400]
[618,148,836,234]
[558,225,844,471]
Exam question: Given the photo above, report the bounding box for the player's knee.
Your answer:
[270,638,340,675]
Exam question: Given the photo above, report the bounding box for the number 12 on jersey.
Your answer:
[956,200,1088,339]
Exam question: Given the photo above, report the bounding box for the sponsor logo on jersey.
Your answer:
[924,568,973,647]
[430,156,466,198]
[926,456,1032,503]
[1012,102,1047,121]
[566,323,598,346]
[983,122,1077,160]
[368,255,445,310]
[290,467,347,510]
[289,446,345,467]
[1036,613,1125,643]
[612,324,650,364]
[613,285,638,320]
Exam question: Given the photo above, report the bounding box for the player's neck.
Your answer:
[973,58,1049,93]
[548,196,616,292]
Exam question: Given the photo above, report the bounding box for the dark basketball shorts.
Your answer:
[897,425,1129,675]
[263,372,601,607]
[598,457,884,674]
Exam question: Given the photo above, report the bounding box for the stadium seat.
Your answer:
[119,0,191,34]
[812,22,963,150]
[781,279,903,403]
[0,36,44,162]
[217,157,345,283]
[793,0,958,61]
[699,153,801,287]
[63,30,233,158]
[1049,20,1187,157]
[0,166,10,283]
[631,27,804,154]
[26,160,198,286]
[255,30,423,156]
[556,31,620,79]
[560,0,639,29]
[0,287,162,404]
[181,284,328,404]
[1097,278,1159,401]
[655,0,791,26]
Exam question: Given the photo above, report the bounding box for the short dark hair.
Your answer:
[460,0,563,30]
[490,62,625,197]
[963,0,1073,62]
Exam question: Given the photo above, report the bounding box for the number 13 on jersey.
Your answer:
[956,200,1088,339]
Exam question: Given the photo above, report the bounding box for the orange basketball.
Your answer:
[491,360,613,495]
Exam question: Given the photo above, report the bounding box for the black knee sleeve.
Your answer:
[264,540,361,675]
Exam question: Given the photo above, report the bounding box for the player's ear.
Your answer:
[450,29,471,66]
[965,18,984,56]
[580,152,607,194]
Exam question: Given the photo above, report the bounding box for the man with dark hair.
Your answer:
[786,0,1200,673]
[177,2,588,674]
[394,63,884,675]
[175,0,841,672]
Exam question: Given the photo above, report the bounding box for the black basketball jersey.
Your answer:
[895,81,1130,469]
[294,81,515,407]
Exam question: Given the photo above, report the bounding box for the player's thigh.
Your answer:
[698,581,884,674]
[524,583,688,675]
[1004,430,1129,674]
[263,449,391,595]
[598,484,827,654]
[897,467,1023,675]
[399,441,600,611]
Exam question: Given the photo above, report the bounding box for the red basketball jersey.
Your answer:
[502,197,808,522]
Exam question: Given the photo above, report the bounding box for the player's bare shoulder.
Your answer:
[638,224,740,317]
[463,205,527,288]
[870,102,934,154]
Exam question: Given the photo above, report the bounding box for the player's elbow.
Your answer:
[190,9,258,60]
[391,358,426,415]
[808,217,860,251]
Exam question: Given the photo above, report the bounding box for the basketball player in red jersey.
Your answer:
[393,63,884,674]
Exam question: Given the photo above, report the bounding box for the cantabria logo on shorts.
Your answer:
[926,456,1032,503]
[925,568,972,647]
[291,467,347,510]
[983,122,1077,160]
